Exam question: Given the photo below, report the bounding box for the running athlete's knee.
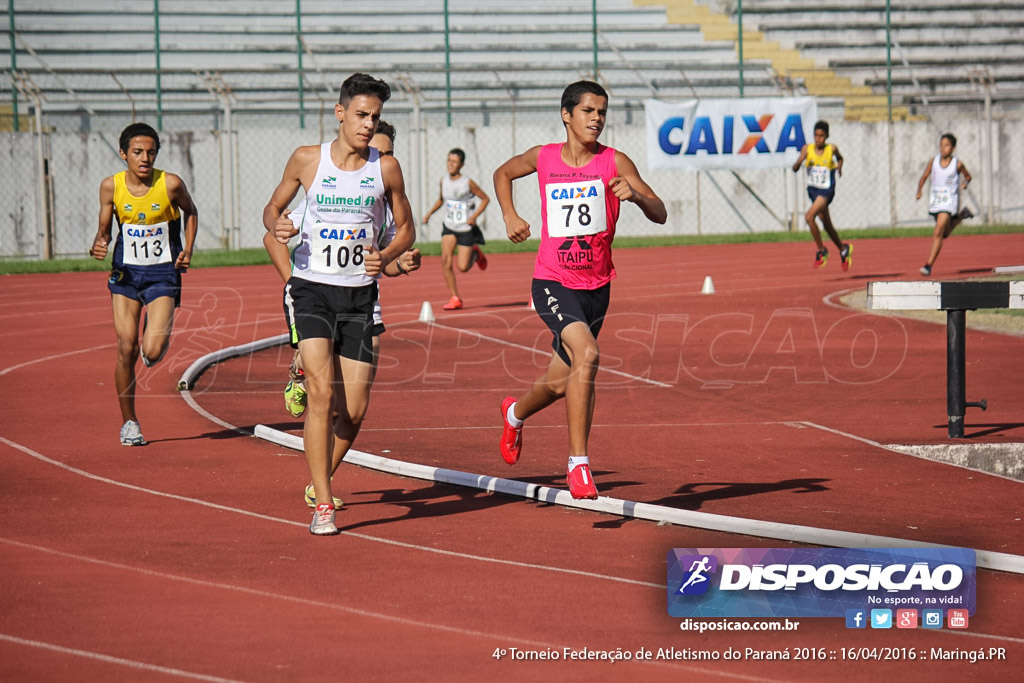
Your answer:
[303,379,334,413]
[572,342,600,369]
[140,339,169,367]
[117,337,139,363]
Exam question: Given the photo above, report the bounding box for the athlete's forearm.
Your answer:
[633,194,668,225]
[183,216,198,253]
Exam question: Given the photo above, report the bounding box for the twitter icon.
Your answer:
[870,609,893,629]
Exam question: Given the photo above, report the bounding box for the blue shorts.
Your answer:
[107,267,181,307]
[531,278,611,366]
[807,187,835,205]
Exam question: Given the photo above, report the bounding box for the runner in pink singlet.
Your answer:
[493,80,667,500]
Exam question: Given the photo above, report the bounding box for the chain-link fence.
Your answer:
[2,100,1021,260]
[3,0,1023,259]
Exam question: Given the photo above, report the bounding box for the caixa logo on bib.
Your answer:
[667,548,976,619]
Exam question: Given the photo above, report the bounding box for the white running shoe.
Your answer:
[120,420,146,446]
[309,503,339,535]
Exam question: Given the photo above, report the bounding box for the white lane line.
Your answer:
[426,320,672,388]
[798,421,1024,484]
[0,343,115,377]
[253,425,1024,576]
[0,632,243,683]
[175,334,1024,577]
[0,539,780,681]
[0,435,657,589]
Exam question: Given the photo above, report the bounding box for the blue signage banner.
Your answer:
[667,547,976,619]
[645,97,817,170]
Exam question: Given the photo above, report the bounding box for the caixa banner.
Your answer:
[645,98,817,170]
[667,548,976,619]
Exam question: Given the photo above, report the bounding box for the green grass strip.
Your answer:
[2,224,1021,275]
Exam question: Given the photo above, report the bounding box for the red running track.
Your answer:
[1,232,1022,681]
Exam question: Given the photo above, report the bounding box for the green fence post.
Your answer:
[8,0,18,131]
[297,0,305,129]
[154,0,162,130]
[444,0,451,126]
[886,0,892,121]
[737,0,744,97]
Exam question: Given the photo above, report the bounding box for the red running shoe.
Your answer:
[499,396,522,464]
[473,245,488,271]
[442,296,463,310]
[567,463,598,499]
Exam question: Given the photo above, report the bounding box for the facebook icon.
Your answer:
[845,609,867,629]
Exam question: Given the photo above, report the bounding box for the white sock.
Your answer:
[506,402,524,429]
[140,352,152,368]
[567,455,590,471]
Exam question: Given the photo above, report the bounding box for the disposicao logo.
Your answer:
[667,548,976,619]
[676,555,718,596]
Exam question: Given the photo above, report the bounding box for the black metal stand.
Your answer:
[945,309,987,438]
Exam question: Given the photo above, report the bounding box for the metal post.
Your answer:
[8,0,18,131]
[154,0,162,130]
[885,0,891,121]
[983,81,994,224]
[231,105,241,249]
[592,0,598,80]
[31,97,52,258]
[296,0,305,129]
[946,309,966,438]
[737,0,744,97]
[413,97,425,241]
[444,0,451,127]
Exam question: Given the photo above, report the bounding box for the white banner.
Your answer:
[645,97,818,170]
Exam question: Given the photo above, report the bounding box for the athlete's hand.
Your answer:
[505,215,531,243]
[364,244,384,278]
[400,248,422,273]
[609,176,638,202]
[274,209,298,244]
[175,249,192,271]
[916,189,922,200]
[89,238,109,260]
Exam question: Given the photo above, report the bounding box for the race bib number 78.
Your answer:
[545,180,607,238]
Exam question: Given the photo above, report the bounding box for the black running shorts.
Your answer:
[531,278,611,366]
[283,277,378,364]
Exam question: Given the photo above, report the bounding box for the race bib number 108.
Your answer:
[309,222,374,277]
[545,181,607,238]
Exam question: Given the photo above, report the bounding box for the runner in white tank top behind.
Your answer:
[915,133,973,276]
[263,74,416,535]
[422,148,491,310]
[493,81,667,500]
